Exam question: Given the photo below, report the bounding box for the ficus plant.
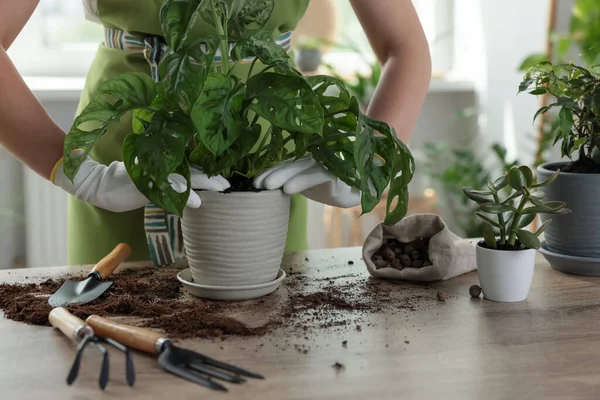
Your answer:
[463,165,571,250]
[519,61,600,169]
[62,0,414,223]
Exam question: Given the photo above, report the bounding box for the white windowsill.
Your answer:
[24,76,475,103]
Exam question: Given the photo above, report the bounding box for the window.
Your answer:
[8,1,104,77]
[8,0,454,78]
[327,0,455,77]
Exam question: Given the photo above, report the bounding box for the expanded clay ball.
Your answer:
[469,285,482,298]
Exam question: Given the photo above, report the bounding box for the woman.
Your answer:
[0,0,431,265]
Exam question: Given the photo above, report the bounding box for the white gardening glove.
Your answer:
[52,152,230,212]
[253,155,362,208]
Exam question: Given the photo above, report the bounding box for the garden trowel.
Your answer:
[48,243,131,307]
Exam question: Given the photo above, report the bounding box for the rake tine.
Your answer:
[191,352,264,379]
[92,341,110,390]
[101,337,136,387]
[163,363,228,392]
[67,336,91,386]
[187,360,246,384]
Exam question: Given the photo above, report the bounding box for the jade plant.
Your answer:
[519,61,600,172]
[62,0,414,224]
[463,165,570,250]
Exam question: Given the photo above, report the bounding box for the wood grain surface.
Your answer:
[1,247,600,400]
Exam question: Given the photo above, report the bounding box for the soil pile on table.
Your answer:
[0,262,444,340]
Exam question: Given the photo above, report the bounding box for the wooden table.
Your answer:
[1,247,600,400]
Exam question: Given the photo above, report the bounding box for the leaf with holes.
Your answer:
[122,110,193,216]
[160,0,204,50]
[232,30,290,65]
[64,72,157,180]
[228,0,275,38]
[158,36,219,113]
[190,73,245,156]
[246,72,324,135]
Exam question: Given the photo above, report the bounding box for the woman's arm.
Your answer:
[0,0,66,179]
[350,0,432,143]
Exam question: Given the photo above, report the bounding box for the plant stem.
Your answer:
[492,192,506,245]
[247,57,259,80]
[210,0,229,74]
[507,194,529,245]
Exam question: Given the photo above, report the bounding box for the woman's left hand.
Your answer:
[253,156,361,208]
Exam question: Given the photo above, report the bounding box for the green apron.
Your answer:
[68,0,310,265]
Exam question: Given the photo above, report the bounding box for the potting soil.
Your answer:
[0,262,446,340]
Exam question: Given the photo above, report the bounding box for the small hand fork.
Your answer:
[86,315,264,391]
[49,307,135,390]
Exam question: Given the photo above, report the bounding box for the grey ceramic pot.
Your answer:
[537,162,600,258]
[295,48,322,72]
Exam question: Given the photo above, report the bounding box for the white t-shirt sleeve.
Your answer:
[82,0,100,23]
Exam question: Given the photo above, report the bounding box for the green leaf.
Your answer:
[522,205,571,215]
[159,0,203,50]
[462,187,492,203]
[574,137,588,150]
[483,228,497,249]
[122,110,194,217]
[190,73,245,156]
[558,108,574,137]
[517,213,536,229]
[246,72,324,134]
[228,0,275,38]
[534,219,552,237]
[518,165,534,187]
[63,72,157,180]
[515,229,541,249]
[507,167,527,190]
[493,175,508,190]
[475,212,501,228]
[231,30,290,65]
[532,169,559,187]
[480,203,516,214]
[533,105,550,122]
[518,53,548,72]
[158,36,220,113]
[529,88,547,95]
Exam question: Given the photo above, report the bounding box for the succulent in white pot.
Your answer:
[61,0,415,299]
[463,165,570,302]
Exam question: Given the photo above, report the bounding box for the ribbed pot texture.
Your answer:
[181,189,290,287]
[537,162,600,258]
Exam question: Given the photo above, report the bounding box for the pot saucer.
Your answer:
[177,268,286,301]
[539,241,600,276]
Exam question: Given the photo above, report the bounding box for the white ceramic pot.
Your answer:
[476,242,536,302]
[181,189,290,287]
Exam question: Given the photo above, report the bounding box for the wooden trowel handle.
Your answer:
[49,307,92,342]
[91,243,131,280]
[86,315,163,355]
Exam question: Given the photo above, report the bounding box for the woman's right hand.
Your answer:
[52,153,230,212]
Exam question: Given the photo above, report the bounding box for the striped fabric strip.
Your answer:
[104,27,293,62]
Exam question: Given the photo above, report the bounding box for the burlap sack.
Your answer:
[362,213,476,282]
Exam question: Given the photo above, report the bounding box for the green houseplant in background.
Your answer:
[463,165,569,302]
[62,0,414,298]
[519,61,600,275]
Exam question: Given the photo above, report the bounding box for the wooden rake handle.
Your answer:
[86,315,164,355]
[49,307,93,342]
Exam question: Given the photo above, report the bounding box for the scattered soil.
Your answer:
[332,362,344,372]
[436,291,447,302]
[469,285,482,298]
[0,260,444,341]
[372,237,432,270]
[555,158,600,174]
[223,175,261,193]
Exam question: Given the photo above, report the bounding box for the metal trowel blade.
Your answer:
[48,278,114,307]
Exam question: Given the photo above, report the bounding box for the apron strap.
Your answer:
[103,27,293,267]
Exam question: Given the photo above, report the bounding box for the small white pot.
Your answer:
[476,242,536,302]
[181,189,290,288]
